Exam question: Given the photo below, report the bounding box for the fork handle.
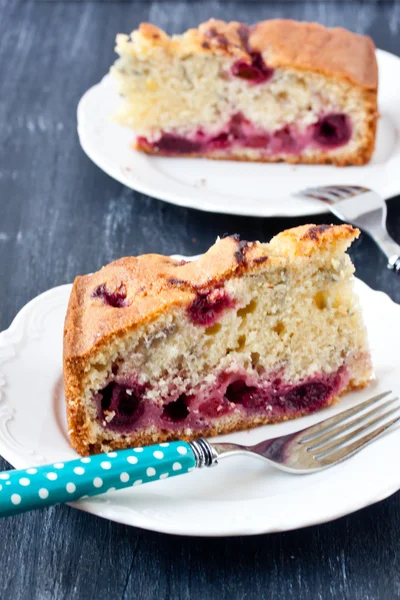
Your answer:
[358,211,400,273]
[369,227,400,272]
[0,442,197,517]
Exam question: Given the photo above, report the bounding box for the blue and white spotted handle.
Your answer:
[0,442,196,517]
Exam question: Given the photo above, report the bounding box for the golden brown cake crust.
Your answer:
[249,20,377,89]
[64,225,358,363]
[136,18,377,90]
[64,236,268,362]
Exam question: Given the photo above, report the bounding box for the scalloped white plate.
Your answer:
[77,49,400,217]
[0,273,399,536]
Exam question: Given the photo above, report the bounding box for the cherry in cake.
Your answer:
[110,19,378,166]
[64,224,372,455]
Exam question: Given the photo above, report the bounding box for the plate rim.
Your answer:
[0,275,400,536]
[77,48,400,218]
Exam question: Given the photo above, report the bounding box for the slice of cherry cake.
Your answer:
[64,224,372,455]
[110,19,378,166]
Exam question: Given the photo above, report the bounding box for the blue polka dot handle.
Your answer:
[0,442,196,517]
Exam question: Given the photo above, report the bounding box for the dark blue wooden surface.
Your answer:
[1,1,400,598]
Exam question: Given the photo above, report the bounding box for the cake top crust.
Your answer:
[64,224,359,363]
[122,19,377,89]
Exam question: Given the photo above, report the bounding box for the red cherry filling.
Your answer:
[153,135,202,154]
[225,380,263,409]
[96,368,345,433]
[162,394,190,421]
[232,52,274,84]
[313,114,351,148]
[279,381,332,412]
[99,382,145,430]
[92,284,127,308]
[188,288,235,326]
[208,133,231,150]
[207,114,270,150]
[226,380,253,403]
[270,126,299,153]
[139,110,352,156]
[198,397,231,419]
[246,134,270,148]
[225,377,337,414]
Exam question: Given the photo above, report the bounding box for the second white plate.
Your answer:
[78,49,400,217]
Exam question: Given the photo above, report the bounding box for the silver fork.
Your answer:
[0,392,398,517]
[202,390,399,472]
[294,185,400,273]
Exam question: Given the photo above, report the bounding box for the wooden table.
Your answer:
[1,1,400,598]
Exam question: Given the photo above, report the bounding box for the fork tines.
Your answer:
[295,185,369,203]
[299,391,400,466]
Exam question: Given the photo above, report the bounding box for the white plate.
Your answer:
[78,49,400,217]
[0,269,400,536]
